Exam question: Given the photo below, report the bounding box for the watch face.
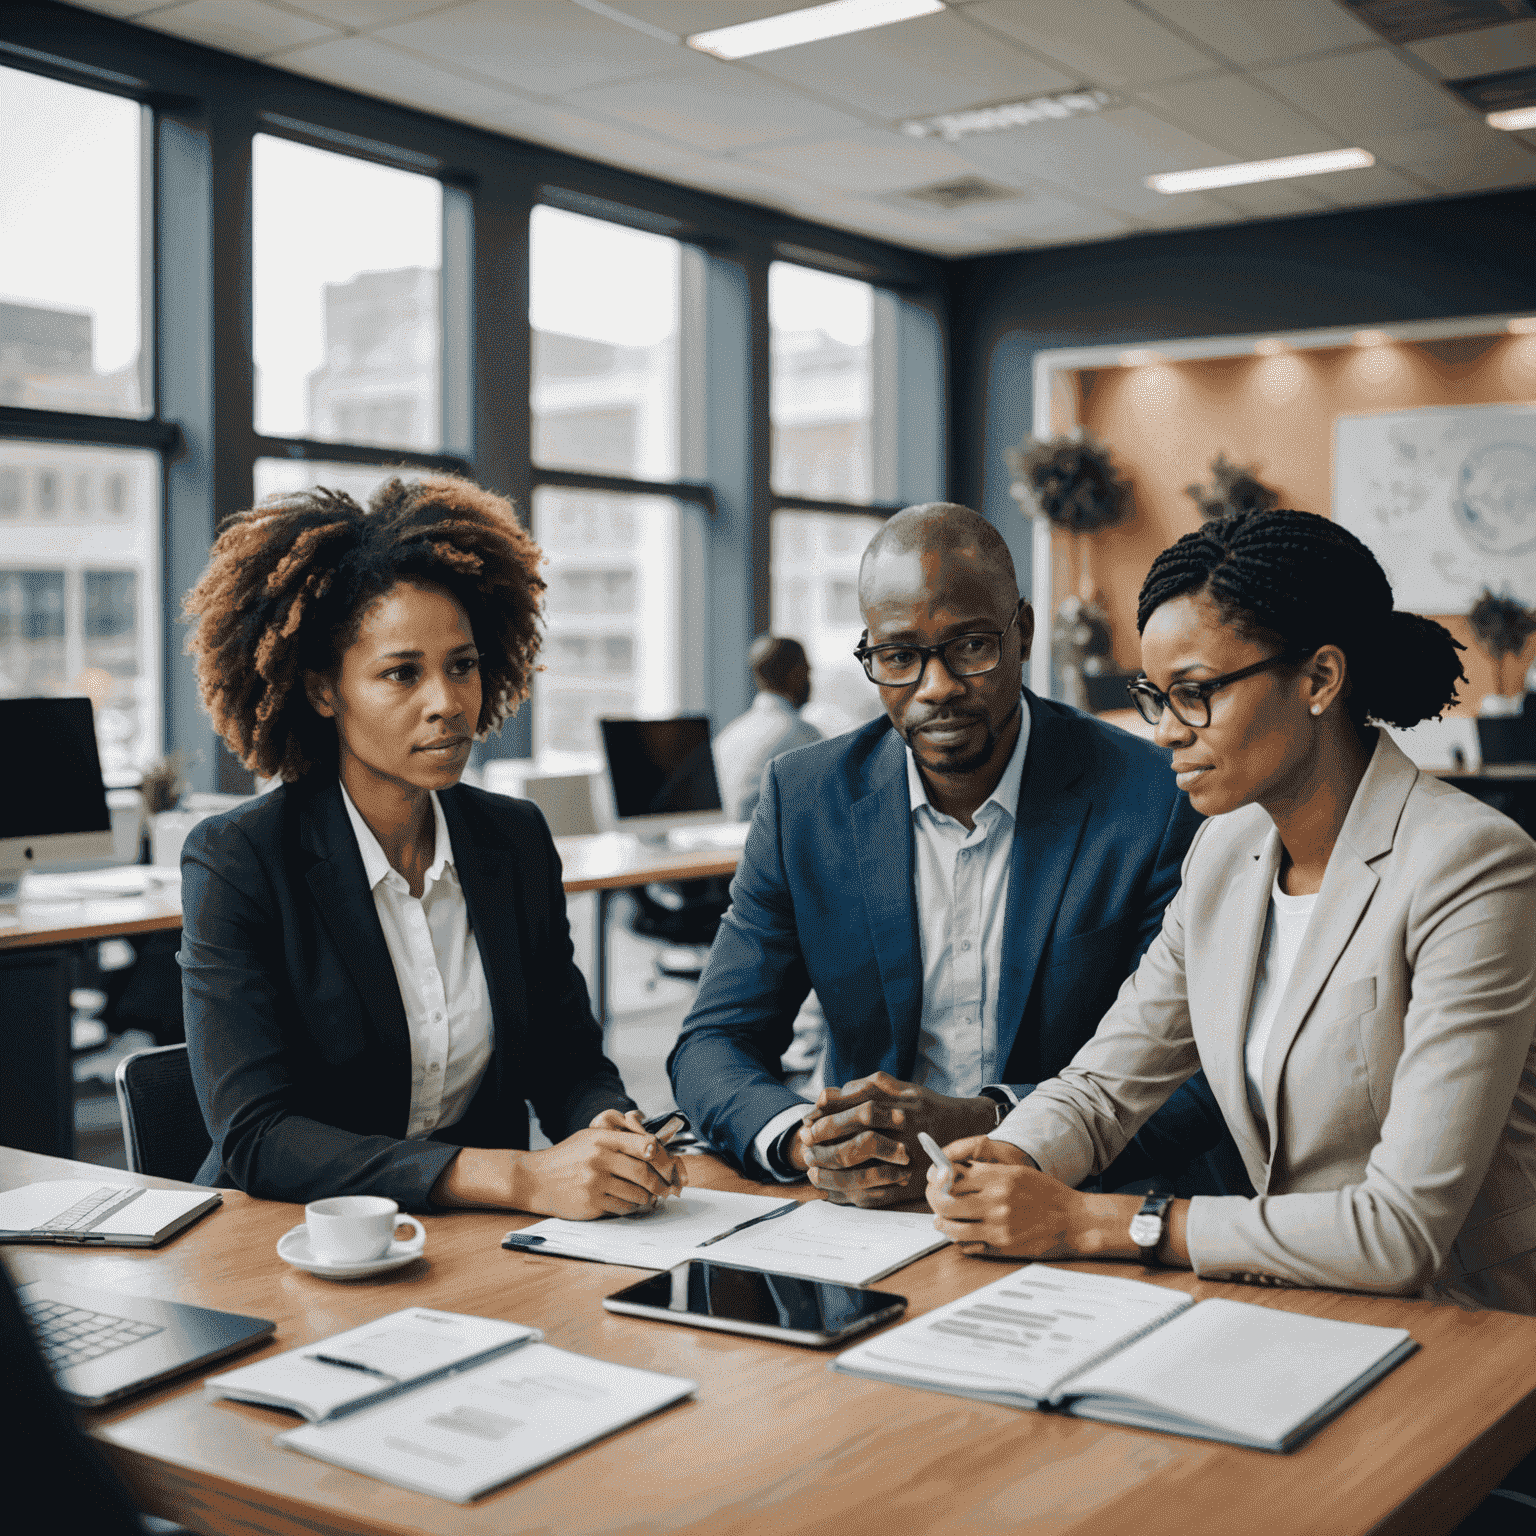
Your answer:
[1128,1214,1162,1247]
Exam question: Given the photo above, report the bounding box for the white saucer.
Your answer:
[277,1223,426,1279]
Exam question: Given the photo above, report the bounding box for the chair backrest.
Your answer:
[114,1043,211,1183]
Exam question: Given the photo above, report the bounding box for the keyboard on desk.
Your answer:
[24,1297,164,1371]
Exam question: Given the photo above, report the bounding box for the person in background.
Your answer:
[671,502,1233,1204]
[178,475,682,1217]
[929,509,1536,1317]
[712,634,822,824]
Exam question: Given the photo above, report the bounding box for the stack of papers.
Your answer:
[505,1189,946,1287]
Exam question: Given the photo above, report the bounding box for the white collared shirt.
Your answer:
[750,696,1031,1177]
[340,785,494,1139]
[712,691,823,823]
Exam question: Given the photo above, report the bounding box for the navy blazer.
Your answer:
[668,691,1225,1174]
[181,777,633,1209]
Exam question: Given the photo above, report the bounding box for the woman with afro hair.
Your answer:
[929,509,1536,1316]
[179,474,683,1216]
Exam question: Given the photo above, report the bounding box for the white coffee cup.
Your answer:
[304,1196,425,1265]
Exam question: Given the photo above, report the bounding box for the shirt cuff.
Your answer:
[751,1103,812,1182]
[979,1083,1019,1113]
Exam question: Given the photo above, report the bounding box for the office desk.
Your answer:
[0,838,738,1157]
[4,1146,1536,1536]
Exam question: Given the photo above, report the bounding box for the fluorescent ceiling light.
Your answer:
[1147,148,1374,195]
[1487,106,1536,131]
[902,89,1112,142]
[688,0,943,61]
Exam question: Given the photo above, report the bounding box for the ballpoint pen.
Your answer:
[695,1200,798,1247]
[918,1132,955,1194]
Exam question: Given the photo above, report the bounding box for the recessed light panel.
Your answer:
[687,0,944,61]
[1147,148,1374,194]
[900,89,1113,142]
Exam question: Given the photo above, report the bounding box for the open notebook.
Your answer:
[0,1180,220,1247]
[833,1265,1416,1453]
[504,1189,945,1287]
[208,1308,695,1503]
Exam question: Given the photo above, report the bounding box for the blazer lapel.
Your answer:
[1202,824,1282,1177]
[1257,733,1411,1141]
[850,732,922,1078]
[994,700,1089,1073]
[439,789,529,1065]
[301,781,410,1059]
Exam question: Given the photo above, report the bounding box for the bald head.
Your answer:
[858,503,1018,608]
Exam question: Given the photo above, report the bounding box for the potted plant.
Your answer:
[1007,432,1132,709]
[1467,590,1536,764]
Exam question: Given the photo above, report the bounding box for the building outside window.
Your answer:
[252,134,443,452]
[529,208,686,763]
[0,67,159,776]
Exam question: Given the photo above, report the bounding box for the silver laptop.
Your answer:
[0,1180,221,1247]
[20,1278,274,1407]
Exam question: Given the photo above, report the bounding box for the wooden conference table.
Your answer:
[0,834,739,1159]
[4,1147,1536,1536]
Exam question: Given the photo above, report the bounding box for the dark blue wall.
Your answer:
[947,187,1536,594]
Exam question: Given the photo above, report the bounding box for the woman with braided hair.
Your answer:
[929,508,1536,1314]
[179,474,684,1216]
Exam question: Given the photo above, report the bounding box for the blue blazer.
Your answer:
[181,778,633,1209]
[668,692,1225,1175]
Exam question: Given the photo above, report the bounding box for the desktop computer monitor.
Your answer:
[0,697,115,899]
[599,716,724,842]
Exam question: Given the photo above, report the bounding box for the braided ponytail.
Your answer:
[1136,509,1465,729]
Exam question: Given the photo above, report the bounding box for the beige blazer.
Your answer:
[998,731,1536,1313]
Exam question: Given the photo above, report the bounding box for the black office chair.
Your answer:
[113,1044,211,1183]
[627,876,730,983]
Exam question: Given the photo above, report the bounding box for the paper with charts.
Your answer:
[278,1343,695,1502]
[506,1189,945,1286]
[1334,402,1536,611]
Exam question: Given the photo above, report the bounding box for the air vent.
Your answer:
[1344,0,1534,46]
[900,177,1024,211]
[1445,63,1536,111]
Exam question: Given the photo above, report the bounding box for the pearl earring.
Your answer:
[1310,704,1322,716]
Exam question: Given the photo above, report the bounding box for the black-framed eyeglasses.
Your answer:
[854,604,1022,687]
[1127,649,1315,729]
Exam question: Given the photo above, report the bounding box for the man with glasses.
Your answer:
[669,503,1234,1205]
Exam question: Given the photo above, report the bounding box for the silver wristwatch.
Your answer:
[1128,1191,1173,1265]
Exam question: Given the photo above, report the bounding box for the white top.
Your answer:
[712,691,823,823]
[750,696,1031,1178]
[1243,878,1317,1121]
[339,785,494,1139]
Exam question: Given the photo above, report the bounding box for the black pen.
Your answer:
[307,1354,398,1382]
[696,1201,798,1247]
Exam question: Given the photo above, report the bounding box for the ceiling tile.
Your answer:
[1408,18,1536,78]
[1138,0,1379,67]
[955,192,1131,242]
[1135,72,1341,158]
[278,31,701,174]
[138,0,339,56]
[964,0,1221,89]
[1196,178,1334,216]
[595,2,808,30]
[1257,46,1474,136]
[284,0,462,28]
[747,9,1075,120]
[746,130,979,194]
[568,57,863,152]
[1303,161,1435,208]
[1362,119,1536,194]
[372,0,684,96]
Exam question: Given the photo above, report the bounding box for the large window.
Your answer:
[0,66,145,418]
[530,207,680,481]
[769,264,874,503]
[0,65,159,778]
[253,135,443,452]
[770,509,885,740]
[0,443,159,776]
[253,458,433,508]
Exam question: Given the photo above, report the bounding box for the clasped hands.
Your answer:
[786,1071,1000,1207]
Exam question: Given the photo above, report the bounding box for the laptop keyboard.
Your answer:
[24,1297,163,1372]
[38,1185,141,1233]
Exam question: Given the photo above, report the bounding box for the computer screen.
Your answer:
[599,717,723,826]
[0,697,115,896]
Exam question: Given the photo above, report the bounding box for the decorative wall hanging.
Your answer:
[1185,452,1280,522]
